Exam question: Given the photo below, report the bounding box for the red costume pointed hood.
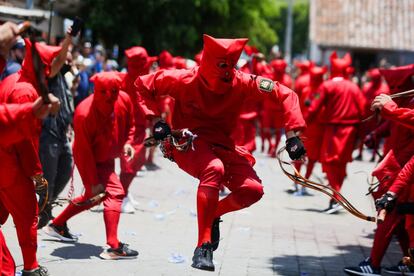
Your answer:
[367,68,382,83]
[309,66,327,89]
[380,64,414,94]
[159,50,174,70]
[270,59,287,73]
[91,72,122,115]
[329,51,352,78]
[295,60,314,75]
[125,46,157,78]
[21,38,61,86]
[198,34,248,93]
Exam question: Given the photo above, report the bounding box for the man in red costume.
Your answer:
[0,95,59,276]
[0,36,63,276]
[292,66,327,195]
[344,65,414,276]
[294,60,313,99]
[355,69,389,162]
[118,46,157,213]
[43,72,139,260]
[135,34,306,271]
[306,52,365,214]
[261,59,293,157]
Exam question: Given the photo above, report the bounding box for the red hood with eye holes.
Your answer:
[90,72,122,115]
[198,34,248,94]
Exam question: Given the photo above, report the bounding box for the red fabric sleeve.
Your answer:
[249,76,306,132]
[10,90,42,178]
[0,103,35,146]
[73,113,99,187]
[134,70,180,118]
[381,101,414,130]
[389,154,414,196]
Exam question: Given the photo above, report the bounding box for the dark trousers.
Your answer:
[39,133,73,202]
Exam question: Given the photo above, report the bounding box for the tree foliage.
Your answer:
[80,0,309,58]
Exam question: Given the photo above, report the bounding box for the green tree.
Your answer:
[80,0,308,58]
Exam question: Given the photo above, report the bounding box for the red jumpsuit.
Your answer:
[135,35,306,247]
[294,66,326,179]
[306,59,365,200]
[294,60,313,99]
[365,65,414,268]
[0,102,39,276]
[357,69,389,160]
[263,59,293,156]
[0,39,60,271]
[118,47,156,193]
[52,72,135,249]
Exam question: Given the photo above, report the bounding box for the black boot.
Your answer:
[211,217,222,251]
[22,266,49,276]
[191,242,215,271]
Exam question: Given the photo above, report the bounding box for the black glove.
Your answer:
[153,120,172,141]
[375,192,396,212]
[285,136,306,160]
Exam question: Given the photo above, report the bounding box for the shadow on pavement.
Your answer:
[50,242,103,259]
[269,243,402,275]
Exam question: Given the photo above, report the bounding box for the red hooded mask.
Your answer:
[173,56,187,69]
[295,60,314,75]
[271,59,287,73]
[367,68,382,83]
[198,34,248,93]
[310,66,327,89]
[380,64,414,94]
[21,38,61,86]
[91,72,122,115]
[125,46,157,78]
[159,50,174,70]
[329,51,352,78]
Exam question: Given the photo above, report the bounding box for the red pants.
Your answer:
[120,128,146,193]
[233,118,257,153]
[173,139,264,246]
[322,162,347,200]
[0,174,38,270]
[0,229,15,276]
[53,160,125,248]
[370,209,408,267]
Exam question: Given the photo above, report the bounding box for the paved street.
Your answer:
[4,142,402,276]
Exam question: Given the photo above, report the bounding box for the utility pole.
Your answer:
[284,0,294,65]
[47,0,55,44]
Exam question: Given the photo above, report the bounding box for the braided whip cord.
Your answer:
[276,146,376,222]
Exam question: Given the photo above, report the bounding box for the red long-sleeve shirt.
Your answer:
[135,68,305,149]
[0,103,37,146]
[306,77,366,124]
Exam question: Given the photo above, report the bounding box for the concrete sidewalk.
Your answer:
[4,147,402,276]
